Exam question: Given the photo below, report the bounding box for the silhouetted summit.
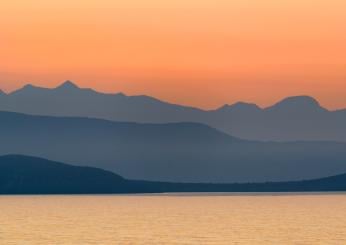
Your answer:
[266,95,326,113]
[22,84,42,91]
[55,80,80,90]
[12,84,49,96]
[218,102,261,113]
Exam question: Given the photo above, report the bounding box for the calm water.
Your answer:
[1,194,346,244]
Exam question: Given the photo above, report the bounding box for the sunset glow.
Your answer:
[1,0,346,109]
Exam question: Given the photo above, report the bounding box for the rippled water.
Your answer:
[1,194,346,244]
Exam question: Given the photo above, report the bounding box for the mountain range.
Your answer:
[1,110,346,183]
[1,81,345,142]
[3,155,346,194]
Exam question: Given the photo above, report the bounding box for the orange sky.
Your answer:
[1,0,346,109]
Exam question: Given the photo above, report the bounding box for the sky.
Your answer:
[1,0,346,109]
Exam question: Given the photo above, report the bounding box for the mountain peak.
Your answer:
[231,102,260,109]
[217,104,231,110]
[277,95,320,106]
[0,89,5,95]
[56,81,79,90]
[20,84,46,92]
[266,95,326,112]
[23,84,37,89]
[7,84,44,95]
[218,102,261,112]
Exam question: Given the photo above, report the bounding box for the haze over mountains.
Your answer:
[1,110,346,183]
[1,81,345,142]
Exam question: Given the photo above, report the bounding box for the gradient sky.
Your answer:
[1,0,346,109]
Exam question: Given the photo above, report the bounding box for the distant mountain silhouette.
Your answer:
[2,155,346,194]
[56,80,80,90]
[217,102,261,114]
[1,81,345,141]
[1,111,346,183]
[265,96,325,113]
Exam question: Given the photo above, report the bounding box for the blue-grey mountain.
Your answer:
[1,81,345,141]
[1,111,346,183]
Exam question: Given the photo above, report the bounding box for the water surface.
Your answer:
[1,194,346,244]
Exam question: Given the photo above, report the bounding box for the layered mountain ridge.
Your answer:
[1,81,345,142]
[1,110,346,183]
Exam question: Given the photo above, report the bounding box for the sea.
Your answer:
[1,193,346,244]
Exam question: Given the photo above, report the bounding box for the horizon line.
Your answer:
[1,80,345,111]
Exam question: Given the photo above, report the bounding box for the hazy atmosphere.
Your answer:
[1,0,346,109]
[2,1,346,244]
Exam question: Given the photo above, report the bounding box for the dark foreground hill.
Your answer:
[2,155,346,194]
[1,111,346,183]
